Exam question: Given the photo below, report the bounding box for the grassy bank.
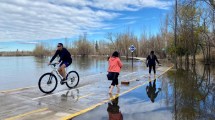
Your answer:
[0,51,33,56]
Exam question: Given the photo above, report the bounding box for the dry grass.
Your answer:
[33,44,50,57]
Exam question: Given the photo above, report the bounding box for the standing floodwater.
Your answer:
[0,56,145,91]
[73,63,215,120]
[166,64,215,120]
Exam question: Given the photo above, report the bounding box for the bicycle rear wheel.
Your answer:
[66,71,79,89]
[38,73,58,94]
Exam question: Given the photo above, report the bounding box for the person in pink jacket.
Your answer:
[108,51,123,93]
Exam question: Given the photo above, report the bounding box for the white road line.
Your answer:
[119,72,137,78]
[32,85,91,100]
[81,73,105,79]
[32,72,137,100]
[0,73,105,93]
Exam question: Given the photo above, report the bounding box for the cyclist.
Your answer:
[48,43,72,83]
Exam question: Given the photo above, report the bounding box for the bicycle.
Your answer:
[38,63,79,94]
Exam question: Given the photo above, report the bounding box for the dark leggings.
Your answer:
[149,65,156,74]
[111,73,119,86]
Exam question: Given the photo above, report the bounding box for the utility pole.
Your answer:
[174,0,178,69]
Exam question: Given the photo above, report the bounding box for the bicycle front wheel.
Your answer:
[38,73,58,94]
[66,71,79,89]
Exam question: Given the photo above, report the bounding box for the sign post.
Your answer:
[129,45,136,68]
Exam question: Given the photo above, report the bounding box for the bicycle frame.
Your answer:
[50,64,67,80]
[39,63,79,93]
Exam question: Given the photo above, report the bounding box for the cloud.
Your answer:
[93,0,172,11]
[56,0,172,11]
[137,0,173,10]
[16,41,39,44]
[0,0,172,42]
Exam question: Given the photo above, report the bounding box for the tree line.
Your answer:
[33,30,168,59]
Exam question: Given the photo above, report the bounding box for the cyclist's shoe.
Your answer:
[60,78,67,85]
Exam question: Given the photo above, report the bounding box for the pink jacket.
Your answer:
[108,57,123,73]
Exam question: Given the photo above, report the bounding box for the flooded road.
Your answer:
[0,56,145,91]
[0,56,171,120]
[0,56,214,120]
[73,64,215,120]
[0,56,108,90]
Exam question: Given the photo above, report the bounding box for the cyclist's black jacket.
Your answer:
[50,48,72,63]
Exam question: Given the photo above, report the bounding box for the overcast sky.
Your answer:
[0,0,173,51]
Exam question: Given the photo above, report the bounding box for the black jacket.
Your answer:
[50,48,72,63]
[147,55,159,66]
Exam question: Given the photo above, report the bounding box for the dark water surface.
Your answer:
[73,63,215,120]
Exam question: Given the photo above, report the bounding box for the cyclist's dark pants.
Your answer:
[149,64,156,74]
[111,73,119,86]
[60,61,72,67]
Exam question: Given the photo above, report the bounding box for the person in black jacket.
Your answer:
[146,51,160,76]
[48,43,72,83]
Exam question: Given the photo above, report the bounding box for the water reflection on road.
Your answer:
[60,89,80,103]
[107,94,123,120]
[146,79,161,103]
[73,63,215,120]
